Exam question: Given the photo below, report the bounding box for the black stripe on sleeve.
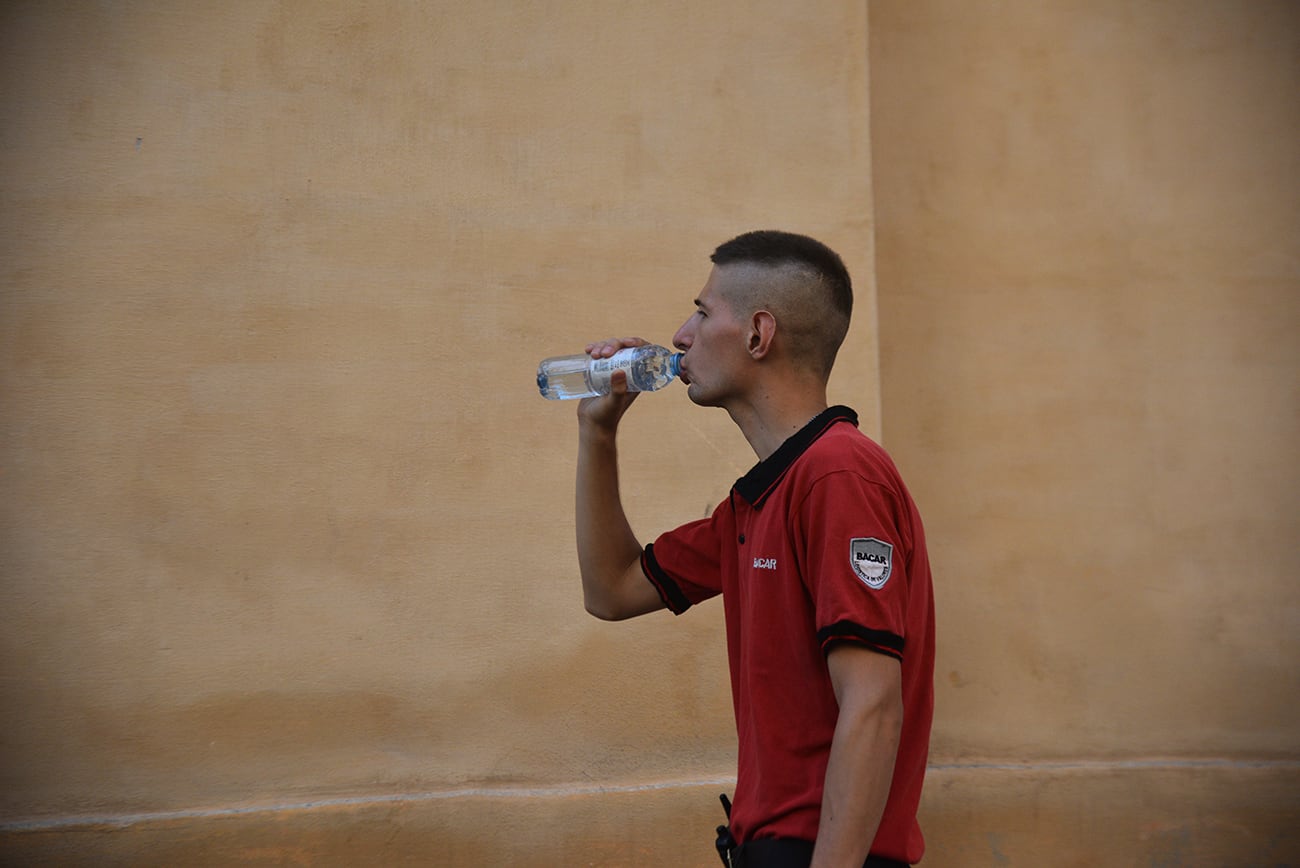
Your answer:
[641,544,693,615]
[817,619,905,662]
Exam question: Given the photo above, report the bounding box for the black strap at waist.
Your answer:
[728,836,908,868]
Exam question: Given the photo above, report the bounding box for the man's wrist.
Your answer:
[577,418,620,447]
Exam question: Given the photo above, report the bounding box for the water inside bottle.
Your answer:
[537,354,599,400]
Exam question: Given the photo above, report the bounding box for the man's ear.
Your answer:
[749,310,776,360]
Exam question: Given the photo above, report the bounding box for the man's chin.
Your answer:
[685,383,719,408]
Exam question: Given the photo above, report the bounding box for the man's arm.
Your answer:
[810,644,903,868]
[574,338,666,621]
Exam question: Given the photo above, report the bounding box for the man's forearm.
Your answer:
[574,424,647,619]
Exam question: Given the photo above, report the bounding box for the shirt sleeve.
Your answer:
[795,471,911,661]
[641,510,725,615]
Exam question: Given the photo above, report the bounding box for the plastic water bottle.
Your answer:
[537,345,683,400]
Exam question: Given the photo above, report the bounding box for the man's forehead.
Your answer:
[696,266,725,305]
[696,269,738,313]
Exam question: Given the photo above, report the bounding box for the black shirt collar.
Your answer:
[733,405,859,507]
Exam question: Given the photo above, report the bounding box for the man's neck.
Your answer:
[728,389,830,461]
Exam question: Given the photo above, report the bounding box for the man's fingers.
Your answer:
[584,337,647,358]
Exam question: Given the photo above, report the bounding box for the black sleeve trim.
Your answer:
[817,620,904,662]
[641,544,693,615]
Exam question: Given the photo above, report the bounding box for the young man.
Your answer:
[574,231,934,868]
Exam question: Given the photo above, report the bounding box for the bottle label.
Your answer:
[588,348,637,392]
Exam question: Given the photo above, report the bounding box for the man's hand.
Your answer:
[576,337,647,434]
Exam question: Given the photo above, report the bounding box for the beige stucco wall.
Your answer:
[870,0,1300,864]
[0,1,875,865]
[1,1,1297,866]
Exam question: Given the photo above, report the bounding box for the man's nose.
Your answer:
[672,319,692,351]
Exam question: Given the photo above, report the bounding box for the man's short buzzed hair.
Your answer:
[711,230,854,379]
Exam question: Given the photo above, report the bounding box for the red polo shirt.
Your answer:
[641,407,934,865]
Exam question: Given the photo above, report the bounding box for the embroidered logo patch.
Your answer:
[850,537,893,589]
